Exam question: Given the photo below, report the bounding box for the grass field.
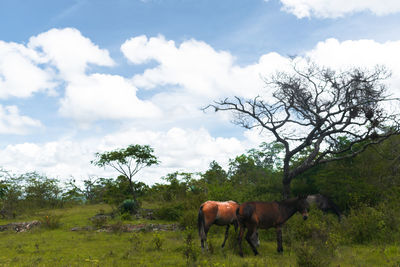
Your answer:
[0,204,399,266]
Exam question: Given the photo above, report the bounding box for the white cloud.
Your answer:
[0,105,42,134]
[0,127,251,184]
[2,28,400,185]
[28,28,115,79]
[278,0,400,18]
[0,41,55,99]
[306,38,400,98]
[122,35,290,101]
[26,28,160,123]
[59,73,161,122]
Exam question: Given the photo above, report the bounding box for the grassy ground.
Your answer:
[0,204,398,266]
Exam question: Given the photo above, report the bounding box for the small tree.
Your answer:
[206,61,400,198]
[91,144,159,201]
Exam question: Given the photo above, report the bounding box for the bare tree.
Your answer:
[205,62,400,198]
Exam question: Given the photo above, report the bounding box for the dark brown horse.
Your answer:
[236,196,309,257]
[306,194,342,221]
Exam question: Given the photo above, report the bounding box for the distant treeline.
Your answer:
[1,135,399,220]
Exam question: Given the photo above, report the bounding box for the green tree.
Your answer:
[91,144,159,200]
[206,62,400,198]
[202,161,227,185]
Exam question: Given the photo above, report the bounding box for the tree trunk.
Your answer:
[282,159,291,199]
[128,177,136,201]
[282,178,291,199]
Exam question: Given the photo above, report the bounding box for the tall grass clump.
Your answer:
[39,214,62,229]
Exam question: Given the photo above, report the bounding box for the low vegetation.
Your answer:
[0,136,399,265]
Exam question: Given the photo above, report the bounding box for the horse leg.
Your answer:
[245,226,259,256]
[203,225,211,250]
[221,224,230,248]
[276,226,283,253]
[233,220,238,232]
[237,225,245,257]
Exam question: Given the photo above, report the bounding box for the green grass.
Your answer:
[0,204,398,266]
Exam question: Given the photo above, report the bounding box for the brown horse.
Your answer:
[236,196,309,257]
[198,200,252,249]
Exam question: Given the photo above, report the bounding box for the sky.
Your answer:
[1,0,400,185]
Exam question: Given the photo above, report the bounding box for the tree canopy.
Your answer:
[205,61,400,198]
[91,144,159,199]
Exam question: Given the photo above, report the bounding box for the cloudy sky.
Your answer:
[1,0,400,184]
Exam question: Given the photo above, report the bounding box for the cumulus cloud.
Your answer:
[24,28,160,123]
[28,28,115,79]
[122,35,290,101]
[0,127,251,184]
[0,41,55,98]
[307,38,400,97]
[0,105,42,134]
[2,28,400,184]
[278,0,400,18]
[59,73,161,122]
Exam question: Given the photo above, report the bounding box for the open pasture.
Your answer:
[0,204,398,266]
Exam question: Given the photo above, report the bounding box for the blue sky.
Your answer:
[1,0,400,184]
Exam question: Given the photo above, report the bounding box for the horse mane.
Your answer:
[278,197,301,206]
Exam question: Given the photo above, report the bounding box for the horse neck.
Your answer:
[278,199,299,222]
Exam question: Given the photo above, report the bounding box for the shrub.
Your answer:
[119,199,140,215]
[284,208,339,245]
[295,241,333,267]
[179,209,198,230]
[152,232,164,250]
[120,212,132,221]
[39,214,62,229]
[154,203,183,221]
[90,215,108,229]
[181,230,199,264]
[343,205,386,243]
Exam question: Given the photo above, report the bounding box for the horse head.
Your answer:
[297,195,309,220]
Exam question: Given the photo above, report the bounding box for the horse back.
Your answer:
[200,201,238,225]
[238,202,281,229]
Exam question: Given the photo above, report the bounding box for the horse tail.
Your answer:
[198,206,206,240]
[235,206,241,223]
[236,203,254,225]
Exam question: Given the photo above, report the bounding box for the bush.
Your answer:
[120,212,132,221]
[181,230,199,264]
[285,208,340,245]
[119,199,140,215]
[90,215,109,229]
[40,214,62,229]
[179,209,198,230]
[152,232,164,250]
[343,205,387,243]
[295,241,333,267]
[154,203,183,221]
